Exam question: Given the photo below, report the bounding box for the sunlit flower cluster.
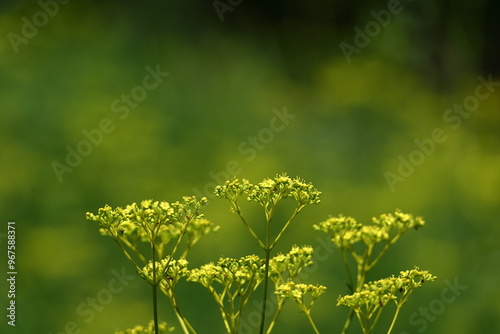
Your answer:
[86,196,218,262]
[114,320,174,334]
[337,266,436,310]
[269,245,314,284]
[275,281,327,310]
[214,177,253,201]
[214,173,321,207]
[140,257,189,286]
[188,254,264,289]
[86,196,209,240]
[313,210,425,248]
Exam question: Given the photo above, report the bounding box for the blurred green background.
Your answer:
[1,1,499,333]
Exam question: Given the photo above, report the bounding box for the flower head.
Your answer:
[275,281,327,310]
[114,320,174,334]
[314,210,425,248]
[337,266,436,310]
[214,173,321,208]
[270,245,314,284]
[139,257,190,286]
[188,254,265,289]
[86,196,209,244]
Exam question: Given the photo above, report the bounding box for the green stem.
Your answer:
[296,303,320,334]
[304,310,321,334]
[233,203,265,249]
[114,239,143,274]
[259,244,271,334]
[120,237,148,264]
[265,299,285,334]
[173,307,190,334]
[341,309,354,334]
[368,306,385,333]
[343,243,372,334]
[270,206,302,250]
[386,305,402,334]
[152,239,159,334]
[159,284,195,334]
[234,288,245,332]
[172,296,197,334]
[367,235,400,271]
[341,247,354,292]
[210,287,232,333]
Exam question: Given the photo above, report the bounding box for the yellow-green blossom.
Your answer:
[188,254,265,289]
[275,282,327,303]
[313,210,425,248]
[114,320,174,334]
[269,245,314,285]
[214,173,321,208]
[337,266,436,310]
[140,257,189,286]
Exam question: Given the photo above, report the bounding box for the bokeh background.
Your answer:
[1,1,499,333]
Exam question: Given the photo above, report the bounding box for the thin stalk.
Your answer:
[363,311,370,334]
[119,237,148,264]
[265,299,285,334]
[343,243,372,334]
[151,240,159,334]
[353,311,364,333]
[234,288,245,331]
[210,287,232,333]
[233,203,265,249]
[341,247,358,334]
[303,309,321,334]
[229,291,237,331]
[386,305,402,334]
[270,206,302,250]
[341,247,354,292]
[166,288,197,334]
[114,240,143,273]
[368,306,385,333]
[173,308,190,334]
[258,209,273,334]
[160,216,194,283]
[341,309,355,334]
[367,235,400,271]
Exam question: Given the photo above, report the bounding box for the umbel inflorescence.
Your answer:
[86,173,435,334]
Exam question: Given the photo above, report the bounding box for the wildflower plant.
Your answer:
[337,267,436,334]
[85,173,436,334]
[214,174,322,333]
[86,196,216,334]
[275,282,327,334]
[188,255,265,333]
[314,210,432,333]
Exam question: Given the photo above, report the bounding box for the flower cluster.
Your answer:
[372,210,425,232]
[313,209,425,248]
[86,196,217,263]
[86,196,209,240]
[269,245,314,284]
[188,255,266,333]
[275,282,327,304]
[188,254,264,289]
[214,173,321,207]
[214,177,253,201]
[140,257,189,286]
[114,320,174,334]
[337,266,436,310]
[273,280,326,333]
